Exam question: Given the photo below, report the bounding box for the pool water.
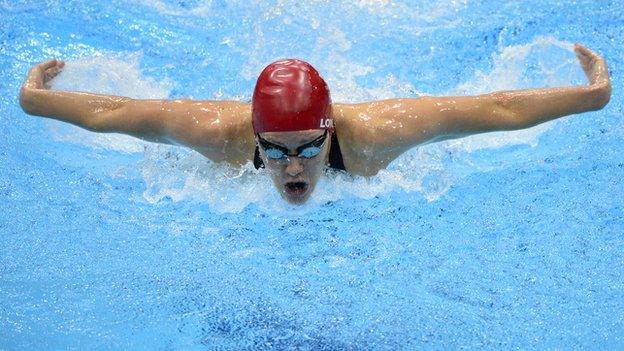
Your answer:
[1,0,623,349]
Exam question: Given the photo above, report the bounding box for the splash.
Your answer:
[50,52,172,99]
[47,37,586,213]
[445,36,583,152]
[48,52,173,152]
[382,37,586,201]
[138,0,213,16]
[356,0,467,22]
[323,53,422,103]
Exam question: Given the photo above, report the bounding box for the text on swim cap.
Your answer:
[319,118,334,128]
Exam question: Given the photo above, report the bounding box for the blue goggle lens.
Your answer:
[264,146,321,159]
[258,132,327,160]
[265,148,287,159]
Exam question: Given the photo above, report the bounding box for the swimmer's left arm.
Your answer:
[337,44,611,175]
[433,44,610,139]
[396,44,610,142]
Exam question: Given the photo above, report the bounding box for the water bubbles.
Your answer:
[47,52,173,153]
[46,37,585,213]
[448,36,582,153]
[140,0,213,16]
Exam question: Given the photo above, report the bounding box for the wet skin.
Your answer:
[19,44,612,205]
[256,129,330,204]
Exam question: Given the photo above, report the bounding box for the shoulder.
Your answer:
[186,100,256,166]
[332,103,389,176]
[332,99,440,176]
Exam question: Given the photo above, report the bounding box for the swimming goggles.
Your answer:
[257,131,328,160]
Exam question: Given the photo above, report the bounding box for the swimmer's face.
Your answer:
[256,129,330,205]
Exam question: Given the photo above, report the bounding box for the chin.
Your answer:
[282,190,312,205]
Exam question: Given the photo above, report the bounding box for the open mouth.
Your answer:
[284,181,309,196]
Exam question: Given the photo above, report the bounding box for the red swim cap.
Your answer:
[252,59,333,133]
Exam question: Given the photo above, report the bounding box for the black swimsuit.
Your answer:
[253,132,346,171]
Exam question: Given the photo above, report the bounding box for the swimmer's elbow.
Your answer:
[589,84,611,111]
[490,92,525,130]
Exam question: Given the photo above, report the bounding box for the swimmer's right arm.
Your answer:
[19,60,254,163]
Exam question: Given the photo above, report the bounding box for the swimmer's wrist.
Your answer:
[586,83,611,110]
[19,87,38,115]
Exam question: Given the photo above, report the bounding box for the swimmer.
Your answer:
[19,44,611,204]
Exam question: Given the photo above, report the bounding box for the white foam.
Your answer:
[138,0,213,17]
[47,36,586,212]
[139,145,274,214]
[319,36,583,204]
[356,0,467,21]
[48,52,173,153]
[324,55,423,103]
[453,37,577,95]
[444,36,583,153]
[51,52,172,98]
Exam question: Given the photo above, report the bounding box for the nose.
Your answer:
[285,156,304,176]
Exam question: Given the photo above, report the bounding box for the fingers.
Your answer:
[37,59,65,72]
[574,45,593,67]
[44,68,60,81]
[574,43,604,64]
[574,43,596,56]
[24,59,65,90]
[574,43,592,56]
[28,59,60,76]
[573,44,609,86]
[41,59,59,70]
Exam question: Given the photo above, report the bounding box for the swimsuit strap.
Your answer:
[253,132,346,172]
[253,143,264,169]
[327,131,346,171]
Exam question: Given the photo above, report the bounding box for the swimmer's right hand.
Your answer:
[21,59,65,91]
[19,59,65,114]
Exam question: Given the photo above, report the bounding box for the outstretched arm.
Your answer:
[430,44,610,138]
[19,59,255,165]
[336,44,611,175]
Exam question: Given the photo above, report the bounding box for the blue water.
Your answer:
[1,0,623,349]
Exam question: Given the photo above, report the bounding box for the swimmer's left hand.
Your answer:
[574,44,611,109]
